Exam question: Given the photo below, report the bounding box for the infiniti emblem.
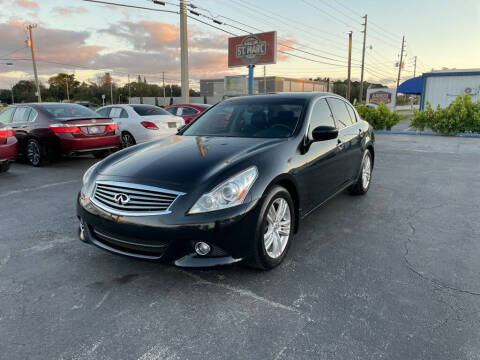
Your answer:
[113,193,130,205]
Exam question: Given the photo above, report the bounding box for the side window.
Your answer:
[97,108,110,117]
[181,107,198,116]
[0,107,15,123]
[110,107,124,118]
[345,103,357,124]
[120,109,128,118]
[28,108,38,122]
[165,107,178,115]
[12,107,31,123]
[327,98,352,129]
[309,99,335,137]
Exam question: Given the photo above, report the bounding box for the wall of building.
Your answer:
[129,96,223,106]
[423,73,480,109]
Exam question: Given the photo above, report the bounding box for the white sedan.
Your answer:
[96,104,185,148]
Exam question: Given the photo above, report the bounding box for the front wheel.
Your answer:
[249,186,295,270]
[348,150,373,195]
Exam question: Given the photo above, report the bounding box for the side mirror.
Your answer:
[311,126,338,141]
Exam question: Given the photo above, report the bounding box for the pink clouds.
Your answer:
[15,0,38,8]
[52,7,87,16]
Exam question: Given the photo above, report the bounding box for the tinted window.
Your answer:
[165,107,178,115]
[110,107,128,118]
[97,108,110,117]
[12,107,31,123]
[328,98,352,129]
[40,104,99,118]
[131,105,170,116]
[309,99,335,137]
[183,98,306,138]
[28,108,38,122]
[0,107,15,123]
[181,107,198,115]
[345,103,357,123]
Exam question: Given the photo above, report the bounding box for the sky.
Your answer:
[0,0,479,89]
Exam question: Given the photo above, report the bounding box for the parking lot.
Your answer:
[1,133,480,360]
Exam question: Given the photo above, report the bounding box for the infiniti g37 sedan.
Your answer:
[77,93,374,270]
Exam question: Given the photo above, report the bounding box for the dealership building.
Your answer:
[398,69,480,109]
[200,76,329,103]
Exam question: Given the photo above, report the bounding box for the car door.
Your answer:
[296,98,344,213]
[327,98,361,183]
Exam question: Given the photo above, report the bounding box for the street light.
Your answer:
[1,62,15,104]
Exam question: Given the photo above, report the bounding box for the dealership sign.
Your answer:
[366,87,396,109]
[228,31,277,67]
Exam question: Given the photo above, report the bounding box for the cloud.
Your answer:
[15,0,38,8]
[52,7,87,16]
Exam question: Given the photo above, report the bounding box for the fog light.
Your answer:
[194,242,211,256]
[79,220,86,241]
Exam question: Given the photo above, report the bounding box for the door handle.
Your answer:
[337,138,345,150]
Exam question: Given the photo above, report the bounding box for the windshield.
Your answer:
[183,97,306,138]
[131,105,170,116]
[40,104,100,118]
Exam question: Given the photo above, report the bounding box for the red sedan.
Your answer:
[165,103,211,124]
[0,125,18,173]
[0,103,120,166]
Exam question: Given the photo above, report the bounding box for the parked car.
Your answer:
[165,103,211,124]
[78,93,374,270]
[97,104,184,148]
[0,103,120,166]
[0,123,18,173]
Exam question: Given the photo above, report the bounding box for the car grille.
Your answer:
[92,181,184,216]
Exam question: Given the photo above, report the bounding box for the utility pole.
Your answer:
[346,31,353,102]
[110,78,114,105]
[66,79,70,101]
[27,24,41,102]
[413,56,417,77]
[263,66,266,94]
[127,74,131,104]
[162,71,166,106]
[10,83,14,104]
[396,36,405,89]
[180,0,190,103]
[359,15,367,103]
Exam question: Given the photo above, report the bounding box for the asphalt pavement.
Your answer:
[1,134,480,360]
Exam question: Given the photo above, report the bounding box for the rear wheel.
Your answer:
[249,186,295,270]
[121,132,136,148]
[26,139,48,167]
[348,150,372,195]
[0,162,10,173]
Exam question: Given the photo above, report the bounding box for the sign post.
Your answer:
[228,31,277,96]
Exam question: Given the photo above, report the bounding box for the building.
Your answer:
[200,76,329,103]
[399,69,480,110]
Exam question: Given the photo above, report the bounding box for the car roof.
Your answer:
[232,92,338,100]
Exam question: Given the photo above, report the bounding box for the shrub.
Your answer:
[356,102,400,130]
[410,95,480,135]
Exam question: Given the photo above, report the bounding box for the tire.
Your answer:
[348,149,373,195]
[121,132,136,148]
[249,186,295,270]
[93,150,110,159]
[26,138,48,167]
[0,162,10,173]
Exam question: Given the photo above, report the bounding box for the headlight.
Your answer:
[189,166,258,214]
[81,162,100,198]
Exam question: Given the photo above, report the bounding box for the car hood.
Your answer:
[96,135,285,189]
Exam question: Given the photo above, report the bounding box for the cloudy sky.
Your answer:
[0,0,479,89]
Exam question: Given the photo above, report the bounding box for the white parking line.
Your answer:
[0,179,79,198]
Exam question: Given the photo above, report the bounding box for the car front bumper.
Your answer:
[77,194,262,267]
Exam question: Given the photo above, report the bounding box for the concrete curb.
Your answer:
[374,129,480,138]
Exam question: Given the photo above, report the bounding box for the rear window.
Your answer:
[130,105,170,116]
[40,104,99,118]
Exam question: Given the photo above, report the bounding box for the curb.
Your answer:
[374,129,480,138]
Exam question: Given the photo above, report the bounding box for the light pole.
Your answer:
[26,24,42,102]
[2,63,15,103]
[346,31,353,102]
[180,0,190,103]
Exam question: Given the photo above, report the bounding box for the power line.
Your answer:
[80,0,179,14]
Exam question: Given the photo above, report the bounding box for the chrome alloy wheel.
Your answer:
[121,133,135,148]
[264,198,291,259]
[27,141,41,166]
[362,154,372,189]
